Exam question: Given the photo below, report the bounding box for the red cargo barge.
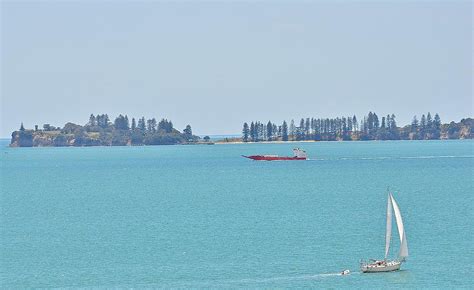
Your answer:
[242,148,308,161]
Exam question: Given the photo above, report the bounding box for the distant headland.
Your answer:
[9,112,473,147]
[10,114,207,147]
[237,112,473,143]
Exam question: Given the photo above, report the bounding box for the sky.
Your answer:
[1,0,472,137]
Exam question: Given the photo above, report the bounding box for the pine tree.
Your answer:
[427,112,433,130]
[256,121,260,141]
[420,114,427,139]
[262,122,267,140]
[347,117,353,132]
[250,122,255,142]
[434,113,441,130]
[138,117,146,131]
[342,117,348,139]
[420,114,426,129]
[158,119,173,133]
[266,121,273,141]
[411,116,418,132]
[433,113,441,139]
[282,121,288,141]
[367,112,374,133]
[373,113,379,130]
[378,116,387,140]
[242,122,250,142]
[88,114,96,126]
[297,118,305,140]
[131,118,137,130]
[315,119,321,135]
[183,125,193,140]
[289,119,295,141]
[97,114,110,128]
[20,122,25,131]
[364,117,369,134]
[389,114,398,139]
[352,115,358,132]
[114,114,129,130]
[97,114,104,128]
[146,119,152,132]
[125,115,130,130]
[305,118,311,139]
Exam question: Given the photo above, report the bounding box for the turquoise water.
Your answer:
[1,140,473,288]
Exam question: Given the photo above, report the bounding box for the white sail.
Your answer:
[400,229,408,259]
[390,194,409,258]
[385,194,393,259]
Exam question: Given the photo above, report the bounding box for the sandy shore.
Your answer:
[214,140,321,145]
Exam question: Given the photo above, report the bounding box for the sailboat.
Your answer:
[360,193,409,273]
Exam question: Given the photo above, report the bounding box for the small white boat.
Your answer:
[360,192,408,273]
[340,269,350,275]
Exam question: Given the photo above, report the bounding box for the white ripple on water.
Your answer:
[230,272,355,283]
[307,155,474,161]
[174,272,358,287]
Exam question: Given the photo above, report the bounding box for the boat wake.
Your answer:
[149,271,358,288]
[229,272,350,283]
[193,271,357,286]
[307,155,474,161]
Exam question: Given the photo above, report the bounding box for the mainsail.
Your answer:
[385,194,393,259]
[390,194,409,258]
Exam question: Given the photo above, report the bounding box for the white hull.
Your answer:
[361,260,401,273]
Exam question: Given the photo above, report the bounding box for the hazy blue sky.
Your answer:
[1,0,472,137]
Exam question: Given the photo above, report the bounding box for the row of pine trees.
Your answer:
[86,114,176,134]
[242,112,442,142]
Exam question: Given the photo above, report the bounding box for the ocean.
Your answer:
[1,139,473,288]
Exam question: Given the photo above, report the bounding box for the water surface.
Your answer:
[1,140,473,288]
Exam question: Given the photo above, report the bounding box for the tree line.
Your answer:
[241,112,472,142]
[11,114,199,147]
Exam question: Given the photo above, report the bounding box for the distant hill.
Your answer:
[10,114,204,147]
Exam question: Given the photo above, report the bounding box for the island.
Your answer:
[10,114,204,147]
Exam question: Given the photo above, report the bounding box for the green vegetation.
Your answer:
[242,113,473,142]
[10,112,473,147]
[10,114,200,147]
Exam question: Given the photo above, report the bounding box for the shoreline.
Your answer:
[5,138,473,148]
[214,139,473,144]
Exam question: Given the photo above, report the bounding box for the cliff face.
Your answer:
[10,128,189,147]
[10,131,78,147]
[441,118,474,139]
[458,119,474,139]
[10,131,34,147]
